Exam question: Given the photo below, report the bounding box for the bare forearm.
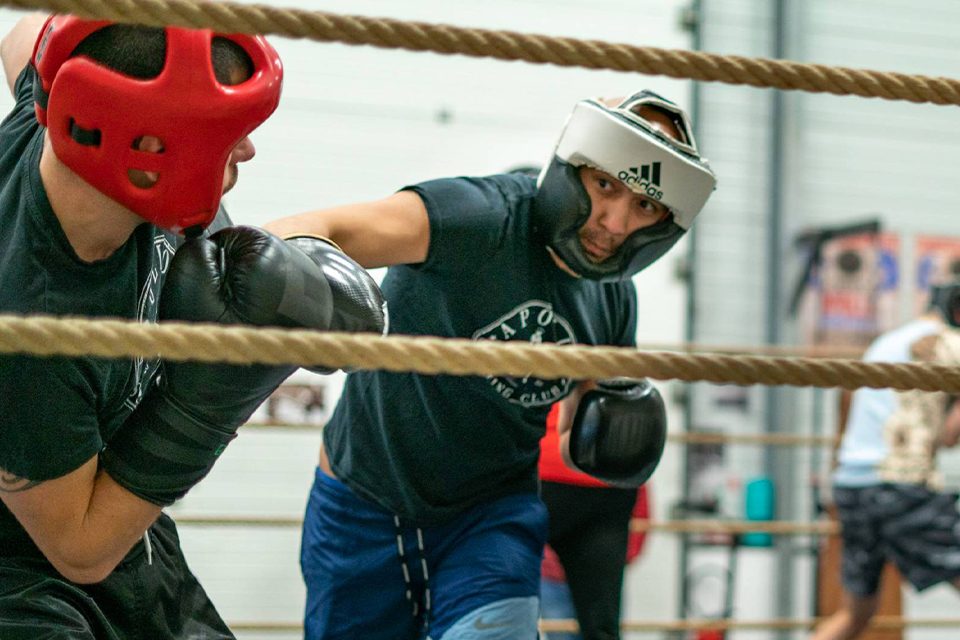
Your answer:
[1,13,47,95]
[557,380,595,468]
[265,203,390,268]
[263,210,335,245]
[70,471,162,581]
[264,191,430,269]
[557,381,595,436]
[1,458,161,584]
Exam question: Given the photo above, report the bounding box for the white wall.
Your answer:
[687,4,818,636]
[0,2,693,638]
[691,0,779,523]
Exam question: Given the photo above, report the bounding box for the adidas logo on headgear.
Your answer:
[617,162,663,200]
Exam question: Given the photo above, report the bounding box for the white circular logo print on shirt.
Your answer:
[472,300,575,407]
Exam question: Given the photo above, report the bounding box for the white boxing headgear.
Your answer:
[532,90,717,281]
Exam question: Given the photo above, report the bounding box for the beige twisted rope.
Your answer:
[223,616,960,633]
[630,518,838,536]
[173,514,839,536]
[541,616,960,633]
[243,420,837,447]
[3,0,960,106]
[3,315,960,392]
[670,432,838,448]
[638,342,865,358]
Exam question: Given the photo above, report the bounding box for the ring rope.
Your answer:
[637,342,864,358]
[172,514,840,536]
[543,616,960,632]
[630,519,838,536]
[243,420,838,447]
[222,616,960,633]
[1,315,959,393]
[669,432,838,447]
[2,0,960,106]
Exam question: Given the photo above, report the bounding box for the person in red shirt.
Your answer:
[540,402,652,640]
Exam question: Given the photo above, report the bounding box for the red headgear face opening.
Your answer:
[32,16,283,234]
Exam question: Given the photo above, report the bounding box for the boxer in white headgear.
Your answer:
[534,90,717,281]
[264,88,717,640]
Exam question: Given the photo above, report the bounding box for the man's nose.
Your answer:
[597,198,632,236]
[232,137,256,164]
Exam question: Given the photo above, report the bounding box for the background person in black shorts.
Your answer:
[0,14,385,640]
[811,282,960,640]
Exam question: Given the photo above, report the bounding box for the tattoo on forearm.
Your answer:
[0,471,41,493]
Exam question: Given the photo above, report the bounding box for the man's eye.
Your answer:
[597,178,610,189]
[637,199,663,216]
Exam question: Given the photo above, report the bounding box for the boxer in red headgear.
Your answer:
[0,14,386,640]
[31,14,282,234]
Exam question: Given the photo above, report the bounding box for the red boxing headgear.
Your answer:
[31,16,283,234]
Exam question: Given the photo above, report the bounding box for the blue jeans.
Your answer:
[300,468,547,639]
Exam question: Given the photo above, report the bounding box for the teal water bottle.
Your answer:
[743,476,774,547]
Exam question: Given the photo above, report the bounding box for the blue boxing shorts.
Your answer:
[300,468,547,640]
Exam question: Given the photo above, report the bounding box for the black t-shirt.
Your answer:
[324,173,638,524]
[0,66,232,561]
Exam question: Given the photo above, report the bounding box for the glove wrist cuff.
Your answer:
[101,392,237,506]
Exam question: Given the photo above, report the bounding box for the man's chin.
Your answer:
[580,238,613,263]
[222,167,239,195]
[587,252,609,263]
[585,248,611,263]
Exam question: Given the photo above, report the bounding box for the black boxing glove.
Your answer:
[285,234,387,335]
[102,226,384,506]
[567,378,667,488]
[285,234,387,374]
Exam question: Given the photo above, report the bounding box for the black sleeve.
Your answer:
[1,64,38,127]
[0,355,103,481]
[0,66,42,167]
[11,64,35,110]
[618,284,639,348]
[402,176,520,272]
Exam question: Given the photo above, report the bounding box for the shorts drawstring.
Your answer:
[143,530,153,566]
[417,527,432,624]
[394,516,431,629]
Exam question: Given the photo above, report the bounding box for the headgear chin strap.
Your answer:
[929,280,960,328]
[532,90,717,282]
[32,16,283,235]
